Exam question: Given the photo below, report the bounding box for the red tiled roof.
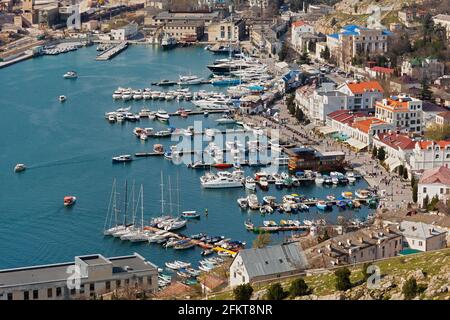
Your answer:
[292,21,309,28]
[327,110,369,125]
[419,166,450,185]
[346,81,384,94]
[352,117,386,133]
[371,66,394,74]
[417,140,450,149]
[437,111,450,120]
[200,274,226,290]
[376,132,416,150]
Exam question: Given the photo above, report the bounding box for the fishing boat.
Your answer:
[112,155,133,163]
[355,189,370,199]
[59,95,67,102]
[63,71,78,79]
[181,211,200,219]
[337,200,347,209]
[262,196,276,206]
[14,163,26,173]
[64,196,76,207]
[341,191,353,199]
[258,177,269,190]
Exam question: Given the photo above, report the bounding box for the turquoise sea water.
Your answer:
[0,45,372,269]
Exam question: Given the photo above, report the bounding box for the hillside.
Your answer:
[209,248,450,300]
[312,0,424,34]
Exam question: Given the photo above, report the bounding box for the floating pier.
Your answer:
[96,41,128,61]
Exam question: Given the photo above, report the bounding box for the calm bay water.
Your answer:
[0,45,372,269]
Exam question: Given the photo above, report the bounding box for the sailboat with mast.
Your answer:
[149,172,172,226]
[103,179,127,236]
[111,180,135,237]
[122,185,150,242]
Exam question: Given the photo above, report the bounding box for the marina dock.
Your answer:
[96,41,128,61]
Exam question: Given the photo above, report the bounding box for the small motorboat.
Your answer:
[326,195,336,201]
[64,196,76,207]
[59,95,67,102]
[112,155,133,163]
[355,189,370,199]
[14,163,26,173]
[245,177,256,191]
[316,200,328,211]
[258,177,269,190]
[181,211,200,219]
[237,197,249,209]
[153,144,164,153]
[341,191,353,199]
[337,200,347,209]
[156,110,170,122]
[63,71,78,79]
[201,249,214,256]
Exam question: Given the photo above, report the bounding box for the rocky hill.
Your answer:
[209,248,450,300]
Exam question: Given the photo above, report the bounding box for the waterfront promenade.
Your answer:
[238,102,413,211]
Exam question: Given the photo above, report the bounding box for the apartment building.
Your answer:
[0,253,158,300]
[163,21,205,41]
[207,17,245,42]
[433,14,450,39]
[399,221,447,251]
[295,81,383,125]
[372,132,416,172]
[305,227,403,268]
[375,95,423,135]
[401,57,445,82]
[326,25,390,67]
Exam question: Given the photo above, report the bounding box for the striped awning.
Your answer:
[317,126,338,135]
[345,138,368,151]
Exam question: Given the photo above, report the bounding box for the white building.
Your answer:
[229,243,307,287]
[410,141,450,171]
[399,221,447,252]
[0,253,158,300]
[290,21,318,52]
[295,81,384,125]
[375,95,423,135]
[417,166,450,208]
[111,23,138,41]
[248,0,269,9]
[433,14,450,39]
[372,132,416,173]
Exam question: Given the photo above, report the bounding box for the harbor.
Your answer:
[95,41,129,61]
[0,44,375,276]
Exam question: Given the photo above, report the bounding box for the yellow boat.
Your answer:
[342,191,353,199]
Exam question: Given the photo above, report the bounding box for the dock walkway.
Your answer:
[96,41,128,61]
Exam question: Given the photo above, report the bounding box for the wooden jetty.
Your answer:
[135,152,164,157]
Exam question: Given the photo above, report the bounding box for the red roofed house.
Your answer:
[373,132,416,172]
[337,81,384,110]
[410,140,450,171]
[418,166,450,208]
[291,20,320,52]
[326,110,394,150]
[368,66,395,80]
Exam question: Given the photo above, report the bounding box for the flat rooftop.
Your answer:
[0,253,156,288]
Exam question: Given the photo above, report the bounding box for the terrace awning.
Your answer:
[345,138,368,151]
[317,126,338,135]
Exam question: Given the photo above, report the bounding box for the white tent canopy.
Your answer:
[317,126,338,135]
[345,138,368,151]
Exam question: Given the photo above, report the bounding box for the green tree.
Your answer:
[334,267,352,291]
[402,277,418,300]
[298,49,310,65]
[413,183,418,203]
[318,229,330,243]
[279,42,289,62]
[425,124,450,141]
[289,278,310,297]
[423,194,430,209]
[266,283,287,300]
[377,147,386,162]
[427,195,440,211]
[411,175,416,188]
[420,78,433,101]
[403,167,408,180]
[320,46,330,61]
[372,146,378,159]
[397,165,404,177]
[295,107,304,122]
[233,283,254,300]
[421,13,434,43]
[330,17,337,27]
[253,232,271,248]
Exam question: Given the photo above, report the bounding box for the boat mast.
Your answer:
[141,184,144,232]
[160,171,165,215]
[176,173,181,215]
[168,176,173,215]
[123,180,128,226]
[104,178,116,232]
